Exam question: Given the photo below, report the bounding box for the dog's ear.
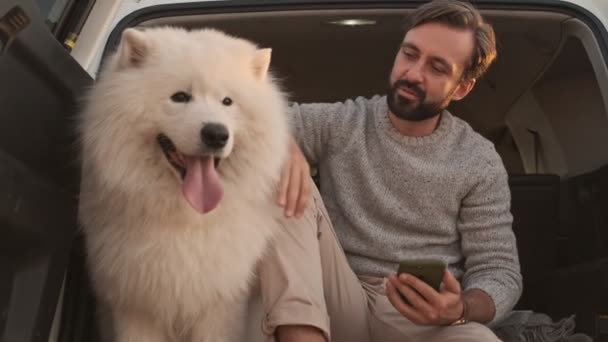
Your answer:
[117,28,149,68]
[252,48,271,81]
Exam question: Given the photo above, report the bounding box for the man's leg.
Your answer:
[365,277,500,342]
[258,181,370,342]
[425,322,502,342]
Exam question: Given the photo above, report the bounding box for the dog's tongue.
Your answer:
[183,156,223,214]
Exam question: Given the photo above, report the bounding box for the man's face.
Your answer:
[388,22,476,121]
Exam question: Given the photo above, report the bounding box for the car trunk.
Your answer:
[111,4,608,336]
[2,1,608,341]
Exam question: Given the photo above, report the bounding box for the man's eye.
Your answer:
[432,65,447,74]
[404,51,417,60]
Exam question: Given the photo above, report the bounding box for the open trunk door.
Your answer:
[0,0,93,341]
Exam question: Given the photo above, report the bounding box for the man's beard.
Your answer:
[387,79,455,122]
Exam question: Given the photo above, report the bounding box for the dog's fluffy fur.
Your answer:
[78,27,289,341]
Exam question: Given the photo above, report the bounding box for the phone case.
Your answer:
[397,260,446,292]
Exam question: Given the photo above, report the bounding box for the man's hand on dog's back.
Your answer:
[277,137,311,218]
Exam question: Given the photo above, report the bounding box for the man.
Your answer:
[258,1,523,341]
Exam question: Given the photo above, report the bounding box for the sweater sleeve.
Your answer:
[457,150,523,324]
[288,101,344,165]
[288,97,369,165]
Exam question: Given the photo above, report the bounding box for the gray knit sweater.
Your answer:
[289,95,523,322]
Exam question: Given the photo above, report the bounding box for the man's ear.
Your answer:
[252,48,272,81]
[452,78,476,101]
[117,28,149,68]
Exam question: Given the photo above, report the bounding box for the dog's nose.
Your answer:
[201,123,229,149]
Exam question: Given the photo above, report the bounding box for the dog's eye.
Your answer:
[171,92,192,103]
[222,97,233,106]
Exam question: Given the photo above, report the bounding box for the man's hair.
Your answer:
[402,0,497,80]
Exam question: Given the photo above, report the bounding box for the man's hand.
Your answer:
[277,137,311,218]
[386,270,464,326]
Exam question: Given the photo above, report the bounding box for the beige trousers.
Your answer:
[258,182,501,342]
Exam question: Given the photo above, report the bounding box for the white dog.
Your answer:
[77,26,289,341]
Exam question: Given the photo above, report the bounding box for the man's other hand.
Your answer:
[277,137,311,218]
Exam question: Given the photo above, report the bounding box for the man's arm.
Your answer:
[279,97,374,217]
[385,148,522,326]
[458,150,523,323]
[461,288,495,324]
[287,101,348,165]
[277,137,312,218]
[277,100,349,217]
[385,269,496,325]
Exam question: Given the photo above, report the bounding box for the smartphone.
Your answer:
[397,259,446,292]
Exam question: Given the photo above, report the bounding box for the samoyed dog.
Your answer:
[78,27,289,341]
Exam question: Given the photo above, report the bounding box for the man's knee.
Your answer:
[436,322,501,342]
[275,325,327,342]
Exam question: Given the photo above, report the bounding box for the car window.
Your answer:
[32,0,96,51]
[34,0,71,33]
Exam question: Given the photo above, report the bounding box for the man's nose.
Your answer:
[405,61,424,84]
